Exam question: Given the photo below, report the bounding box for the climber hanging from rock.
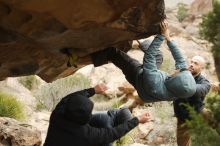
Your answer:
[72,19,196,105]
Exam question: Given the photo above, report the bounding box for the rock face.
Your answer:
[189,0,212,15]
[27,111,50,145]
[132,104,176,146]
[0,117,41,146]
[0,0,165,82]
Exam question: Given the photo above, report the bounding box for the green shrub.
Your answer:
[111,99,124,108]
[200,0,220,57]
[0,92,25,120]
[200,0,220,98]
[184,104,220,146]
[36,73,91,111]
[36,100,47,111]
[18,75,40,90]
[113,135,131,146]
[177,3,188,22]
[206,92,220,123]
[205,92,220,133]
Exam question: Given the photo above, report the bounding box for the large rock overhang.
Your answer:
[0,0,165,82]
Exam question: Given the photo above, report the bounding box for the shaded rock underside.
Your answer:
[0,0,165,82]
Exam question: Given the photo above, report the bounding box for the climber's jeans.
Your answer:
[91,47,163,88]
[89,107,132,146]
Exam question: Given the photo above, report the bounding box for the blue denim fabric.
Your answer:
[89,108,132,146]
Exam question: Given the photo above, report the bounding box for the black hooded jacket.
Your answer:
[44,88,139,146]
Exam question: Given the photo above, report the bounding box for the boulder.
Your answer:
[27,111,50,145]
[189,0,212,15]
[181,0,213,38]
[132,103,177,146]
[0,117,41,146]
[165,8,187,37]
[0,0,165,82]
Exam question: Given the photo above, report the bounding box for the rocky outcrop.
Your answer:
[0,117,41,146]
[189,0,212,15]
[0,0,165,82]
[27,111,50,145]
[132,105,176,146]
[178,0,212,38]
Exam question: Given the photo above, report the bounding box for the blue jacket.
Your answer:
[174,74,211,121]
[136,35,196,102]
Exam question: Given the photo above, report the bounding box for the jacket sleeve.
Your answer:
[194,78,211,98]
[167,41,187,69]
[140,35,164,73]
[87,117,139,145]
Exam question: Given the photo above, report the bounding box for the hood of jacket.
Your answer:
[64,94,94,125]
[165,70,196,98]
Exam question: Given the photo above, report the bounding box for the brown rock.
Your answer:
[211,82,220,92]
[118,82,135,94]
[0,117,41,146]
[0,0,165,82]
